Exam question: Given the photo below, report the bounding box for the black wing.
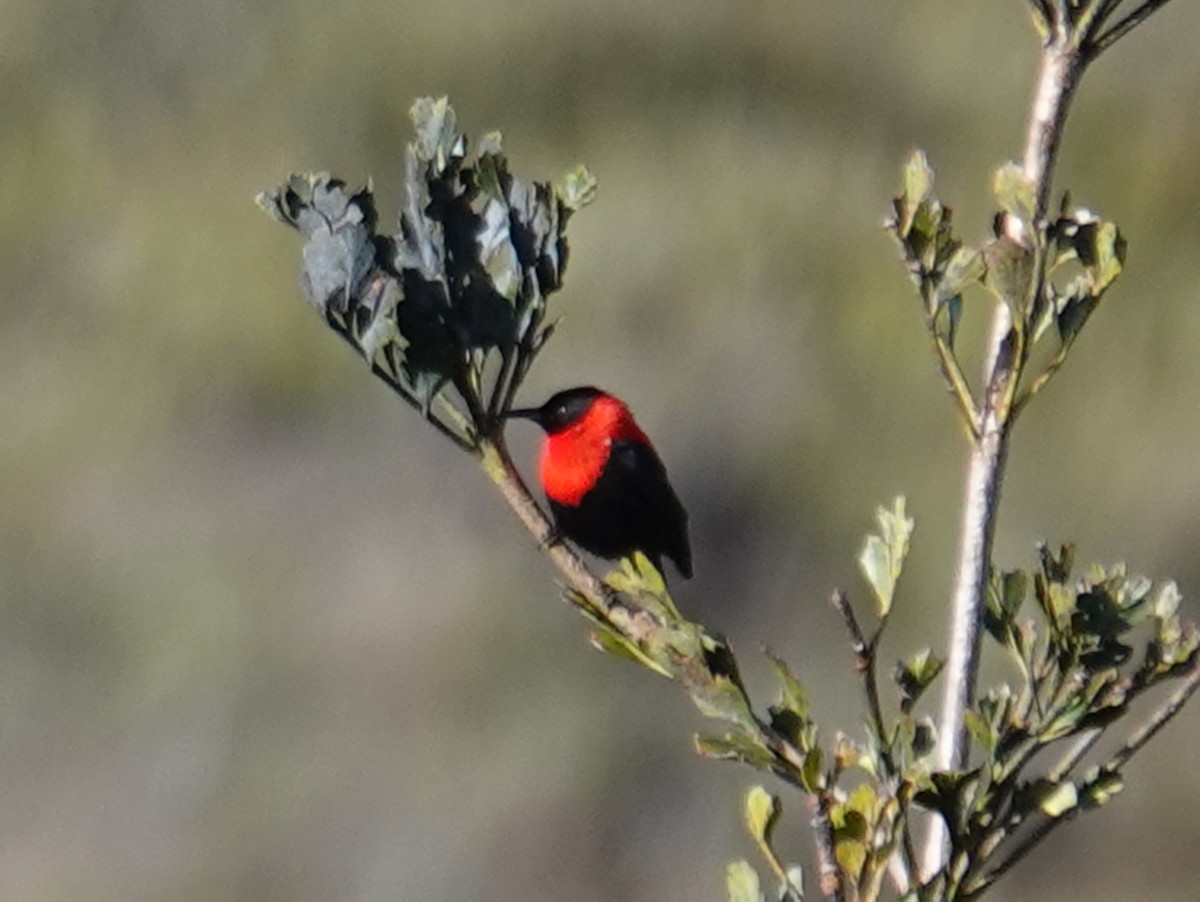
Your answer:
[605,439,692,578]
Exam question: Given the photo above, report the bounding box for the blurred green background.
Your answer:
[4,1,1200,899]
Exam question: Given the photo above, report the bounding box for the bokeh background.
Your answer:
[4,1,1200,899]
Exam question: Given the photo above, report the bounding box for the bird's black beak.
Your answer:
[503,406,543,423]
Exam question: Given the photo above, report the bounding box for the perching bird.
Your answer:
[506,386,692,579]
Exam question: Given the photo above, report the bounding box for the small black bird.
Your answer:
[506,387,692,579]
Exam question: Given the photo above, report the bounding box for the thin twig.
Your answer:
[453,370,490,435]
[1046,727,1103,782]
[1095,0,1128,25]
[1026,0,1054,38]
[1010,331,1078,417]
[807,792,845,902]
[832,591,889,762]
[962,809,1064,900]
[832,590,916,894]
[1107,661,1200,769]
[1073,0,1115,45]
[1090,0,1175,58]
[502,340,534,416]
[487,347,516,419]
[753,830,804,902]
[435,392,476,440]
[930,331,981,441]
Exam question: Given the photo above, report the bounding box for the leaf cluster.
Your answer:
[257,97,596,449]
[931,546,1200,896]
[726,501,1199,902]
[574,555,824,799]
[887,152,1125,434]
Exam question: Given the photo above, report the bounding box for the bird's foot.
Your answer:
[539,527,566,552]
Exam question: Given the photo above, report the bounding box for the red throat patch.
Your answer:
[539,395,652,506]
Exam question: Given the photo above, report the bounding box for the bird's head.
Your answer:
[505,386,610,435]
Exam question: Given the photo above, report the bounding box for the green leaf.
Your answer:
[257,173,380,315]
[690,673,758,729]
[858,496,914,617]
[564,589,675,677]
[560,165,598,212]
[941,246,985,296]
[1042,700,1088,742]
[1000,569,1028,616]
[890,150,944,251]
[766,709,806,757]
[587,625,673,678]
[1046,582,1077,632]
[911,717,936,757]
[627,550,668,597]
[831,806,869,843]
[604,552,681,622]
[986,568,1029,646]
[475,129,503,158]
[913,769,981,839]
[1059,211,1126,298]
[983,235,1034,310]
[802,747,825,793]
[394,279,458,405]
[765,650,809,721]
[745,786,780,845]
[765,653,815,754]
[904,150,935,210]
[934,246,985,341]
[409,96,462,173]
[1034,547,1079,636]
[1153,581,1182,620]
[831,784,878,883]
[1054,285,1096,345]
[1080,768,1125,808]
[844,782,879,823]
[977,685,1014,731]
[474,203,521,302]
[359,277,402,361]
[835,835,867,885]
[1039,543,1076,583]
[587,624,644,662]
[894,647,944,713]
[833,734,866,774]
[859,536,891,615]
[1089,220,1125,292]
[725,860,766,902]
[1038,781,1078,817]
[696,732,777,770]
[963,710,995,754]
[1073,588,1136,670]
[992,162,1036,227]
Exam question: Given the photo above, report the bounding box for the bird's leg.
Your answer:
[600,584,625,612]
[538,525,566,552]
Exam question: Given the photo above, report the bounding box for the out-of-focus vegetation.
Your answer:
[4,2,1200,899]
